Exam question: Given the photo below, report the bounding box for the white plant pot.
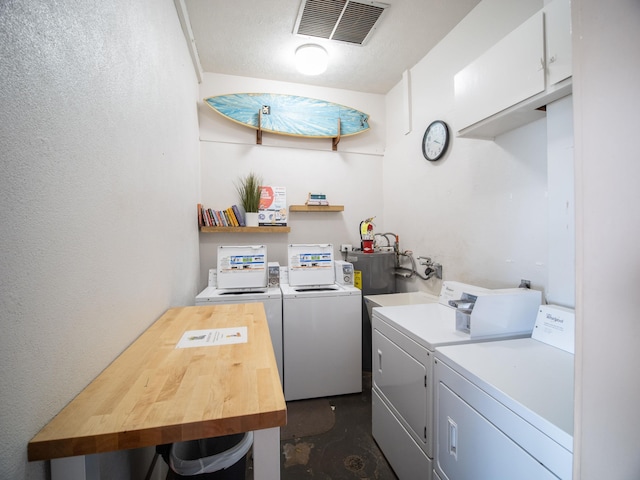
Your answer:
[245,212,259,227]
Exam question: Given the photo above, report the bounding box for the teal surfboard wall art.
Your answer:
[204,93,370,145]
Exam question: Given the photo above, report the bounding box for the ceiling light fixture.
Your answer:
[295,44,328,75]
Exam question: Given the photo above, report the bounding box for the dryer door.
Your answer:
[373,320,428,450]
[436,381,558,480]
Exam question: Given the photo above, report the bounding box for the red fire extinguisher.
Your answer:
[360,217,375,253]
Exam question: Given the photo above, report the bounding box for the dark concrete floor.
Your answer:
[246,372,398,480]
[160,373,397,479]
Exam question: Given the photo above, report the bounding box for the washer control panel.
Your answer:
[334,261,354,286]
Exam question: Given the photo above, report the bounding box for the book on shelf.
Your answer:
[308,192,327,200]
[197,204,204,227]
[231,204,246,226]
[224,208,234,227]
[229,207,241,227]
[305,192,329,206]
[198,203,253,228]
[201,207,210,227]
[214,210,224,226]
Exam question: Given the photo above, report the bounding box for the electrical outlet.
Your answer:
[340,244,352,252]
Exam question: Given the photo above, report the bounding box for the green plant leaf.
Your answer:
[235,172,262,213]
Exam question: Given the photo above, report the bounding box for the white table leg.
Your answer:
[51,455,100,480]
[252,427,280,480]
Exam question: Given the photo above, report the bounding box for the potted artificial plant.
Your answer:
[235,172,262,226]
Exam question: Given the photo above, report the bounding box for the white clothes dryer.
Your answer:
[195,245,283,385]
[372,282,542,480]
[364,290,440,325]
[433,305,575,480]
[281,244,362,401]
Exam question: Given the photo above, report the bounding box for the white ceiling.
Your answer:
[183,0,481,94]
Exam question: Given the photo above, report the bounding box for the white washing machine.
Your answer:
[433,305,575,480]
[372,282,542,480]
[281,244,362,401]
[195,245,283,385]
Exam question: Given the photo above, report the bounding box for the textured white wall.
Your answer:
[573,0,640,477]
[546,95,574,307]
[384,0,552,295]
[197,73,385,288]
[0,1,200,479]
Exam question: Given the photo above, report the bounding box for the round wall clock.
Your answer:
[422,120,450,161]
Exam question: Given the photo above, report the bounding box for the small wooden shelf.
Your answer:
[200,226,290,233]
[289,205,344,212]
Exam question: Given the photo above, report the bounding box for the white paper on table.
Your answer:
[176,327,248,348]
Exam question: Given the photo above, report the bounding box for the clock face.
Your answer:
[422,120,449,161]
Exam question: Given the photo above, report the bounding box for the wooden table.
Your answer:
[28,304,287,479]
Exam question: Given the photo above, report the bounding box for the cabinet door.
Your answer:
[545,0,572,86]
[454,12,545,131]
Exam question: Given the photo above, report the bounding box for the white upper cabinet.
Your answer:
[545,0,572,86]
[455,12,545,134]
[454,0,572,139]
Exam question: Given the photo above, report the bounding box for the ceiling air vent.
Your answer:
[294,0,390,46]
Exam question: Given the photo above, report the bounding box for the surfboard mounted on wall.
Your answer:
[204,93,370,150]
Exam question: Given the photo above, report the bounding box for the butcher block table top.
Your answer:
[28,304,287,462]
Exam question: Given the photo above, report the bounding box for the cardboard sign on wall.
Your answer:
[259,186,287,226]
